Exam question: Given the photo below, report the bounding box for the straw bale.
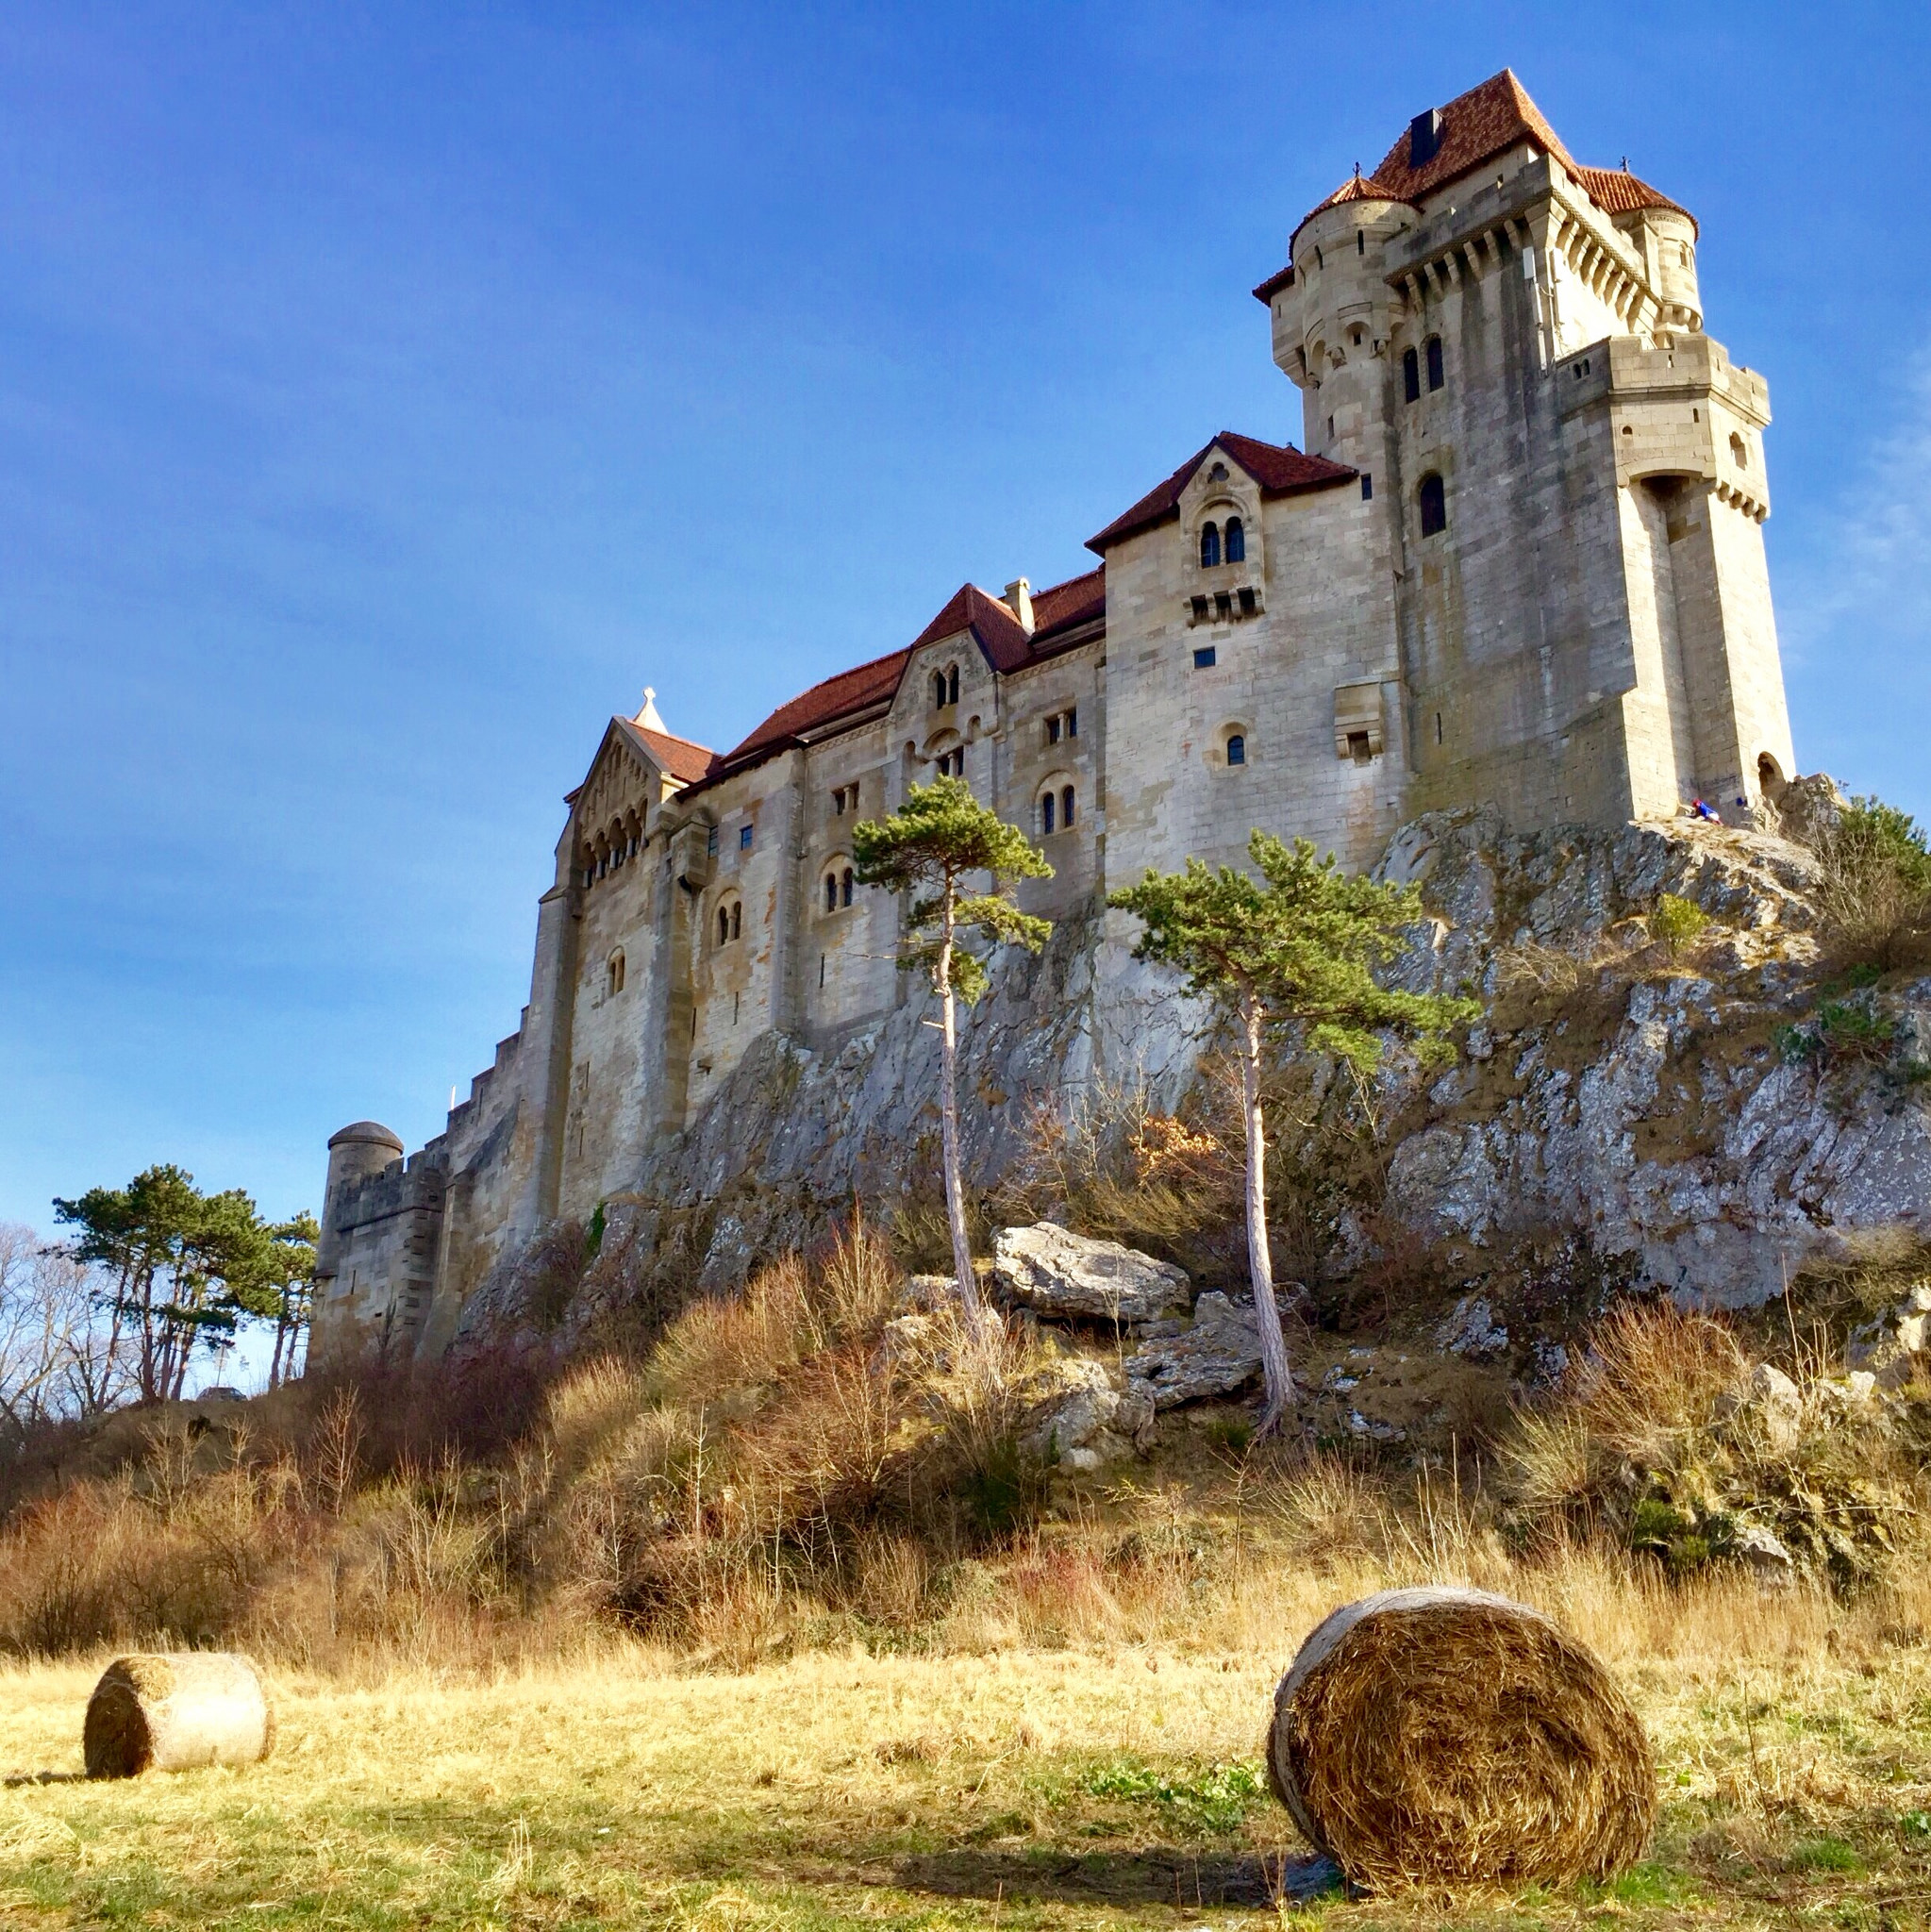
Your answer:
[1266,1586,1655,1890]
[84,1653,275,1778]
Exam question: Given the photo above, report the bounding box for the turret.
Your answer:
[314,1120,404,1280]
[1265,182,1416,468]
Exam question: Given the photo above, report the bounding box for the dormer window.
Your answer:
[1200,522,1222,569]
[1224,517,1245,564]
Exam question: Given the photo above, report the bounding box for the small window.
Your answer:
[824,874,838,912]
[608,952,626,995]
[1418,472,1447,538]
[716,905,730,946]
[1224,516,1245,563]
[1403,346,1421,403]
[1729,432,1748,468]
[933,670,947,708]
[947,664,959,707]
[1040,791,1056,835]
[1046,714,1060,745]
[1064,707,1076,740]
[1360,473,1373,501]
[740,824,754,851]
[1425,335,1444,391]
[1061,785,1075,827]
[706,826,720,858]
[730,902,741,941]
[841,867,854,907]
[1200,521,1221,569]
[1226,732,1245,766]
[1193,645,1216,669]
[1435,711,1444,746]
[1357,227,1365,256]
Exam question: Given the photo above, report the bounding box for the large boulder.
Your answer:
[990,1224,1190,1324]
[1124,1291,1267,1408]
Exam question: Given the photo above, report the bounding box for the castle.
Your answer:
[314,71,1795,1360]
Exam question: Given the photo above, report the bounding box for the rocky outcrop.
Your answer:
[468,801,1931,1342]
[991,1224,1190,1324]
[1124,1292,1267,1409]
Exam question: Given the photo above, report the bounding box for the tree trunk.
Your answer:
[936,892,985,1326]
[1240,991,1295,1434]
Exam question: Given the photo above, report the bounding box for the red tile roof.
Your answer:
[696,567,1111,785]
[1086,432,1355,554]
[1574,164,1695,231]
[617,717,719,785]
[1257,69,1698,295]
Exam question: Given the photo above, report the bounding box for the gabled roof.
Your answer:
[1086,432,1355,555]
[567,711,720,807]
[1257,69,1699,297]
[614,715,719,785]
[694,566,1110,789]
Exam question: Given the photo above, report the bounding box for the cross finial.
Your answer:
[635,686,667,731]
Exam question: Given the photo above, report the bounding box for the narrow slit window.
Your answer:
[1418,472,1447,538]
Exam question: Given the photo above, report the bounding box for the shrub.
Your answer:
[1814,794,1931,969]
[1648,892,1708,959]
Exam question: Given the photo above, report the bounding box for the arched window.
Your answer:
[608,951,625,995]
[1224,516,1245,563]
[933,669,947,708]
[825,873,839,912]
[841,867,854,908]
[1403,346,1421,403]
[1729,432,1748,469]
[717,905,731,946]
[1425,335,1444,391]
[1418,473,1447,538]
[1225,732,1246,767]
[946,664,960,707]
[1061,785,1075,827]
[1200,521,1221,569]
[1040,791,1056,835]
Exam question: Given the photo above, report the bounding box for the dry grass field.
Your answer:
[4,1554,1931,1931]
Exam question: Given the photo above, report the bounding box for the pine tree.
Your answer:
[1109,831,1477,1432]
[852,776,1051,1323]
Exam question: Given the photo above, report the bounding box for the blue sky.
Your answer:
[2,1,1927,1241]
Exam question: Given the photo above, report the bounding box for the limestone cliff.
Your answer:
[463,802,1931,1341]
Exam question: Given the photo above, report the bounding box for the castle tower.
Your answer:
[1258,71,1793,825]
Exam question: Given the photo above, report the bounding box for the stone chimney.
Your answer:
[1002,578,1035,634]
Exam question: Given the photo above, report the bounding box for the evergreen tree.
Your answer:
[852,776,1051,1322]
[1109,831,1477,1432]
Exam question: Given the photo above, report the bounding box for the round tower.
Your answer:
[315,1121,404,1279]
[1640,208,1702,336]
[1267,185,1416,471]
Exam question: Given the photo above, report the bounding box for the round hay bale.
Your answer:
[84,1653,275,1779]
[1266,1587,1655,1890]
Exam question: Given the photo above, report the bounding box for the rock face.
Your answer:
[460,803,1931,1345]
[991,1224,1190,1324]
[1125,1292,1267,1409]
[1017,1355,1157,1471]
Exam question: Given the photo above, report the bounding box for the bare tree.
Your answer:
[0,1223,129,1441]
